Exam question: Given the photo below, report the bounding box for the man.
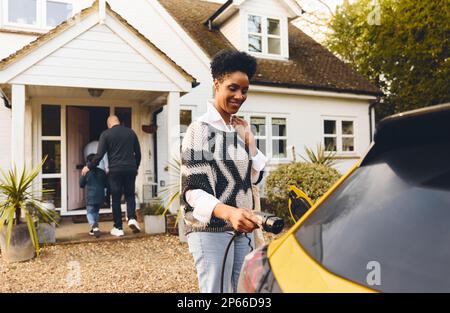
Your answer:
[82,115,141,237]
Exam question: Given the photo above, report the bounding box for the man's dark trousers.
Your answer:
[109,170,137,229]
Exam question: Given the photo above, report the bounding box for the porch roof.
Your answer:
[0,0,196,88]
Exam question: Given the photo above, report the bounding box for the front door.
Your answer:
[67,107,90,211]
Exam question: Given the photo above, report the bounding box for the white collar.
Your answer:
[201,100,234,132]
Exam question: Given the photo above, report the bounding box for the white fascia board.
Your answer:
[281,0,304,18]
[104,14,192,92]
[250,85,378,101]
[148,0,211,69]
[236,0,302,17]
[0,13,99,83]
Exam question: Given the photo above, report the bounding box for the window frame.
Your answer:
[271,117,288,160]
[250,116,268,156]
[239,113,289,163]
[321,116,357,155]
[180,105,196,147]
[244,12,287,60]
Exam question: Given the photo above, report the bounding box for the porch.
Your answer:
[0,1,195,218]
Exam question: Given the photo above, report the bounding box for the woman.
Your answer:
[181,50,266,293]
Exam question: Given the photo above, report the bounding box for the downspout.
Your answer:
[369,98,380,142]
[152,107,164,196]
[1,89,11,109]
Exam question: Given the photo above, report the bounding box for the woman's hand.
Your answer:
[230,116,252,144]
[229,208,261,233]
[213,203,261,233]
[230,116,258,157]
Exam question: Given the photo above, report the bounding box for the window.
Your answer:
[47,1,72,27]
[248,15,262,53]
[7,0,37,25]
[272,118,287,158]
[41,105,62,208]
[180,109,192,147]
[4,0,73,29]
[241,114,287,161]
[247,14,282,56]
[323,118,356,153]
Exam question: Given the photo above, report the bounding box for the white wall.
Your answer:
[11,24,180,91]
[221,11,241,49]
[107,0,213,113]
[0,96,11,170]
[0,33,38,60]
[242,91,371,180]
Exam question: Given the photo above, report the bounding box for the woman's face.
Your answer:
[214,71,250,115]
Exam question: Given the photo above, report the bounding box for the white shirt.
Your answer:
[185,100,267,224]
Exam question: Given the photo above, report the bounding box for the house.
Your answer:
[0,0,380,217]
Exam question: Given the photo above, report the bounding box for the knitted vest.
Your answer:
[181,121,254,234]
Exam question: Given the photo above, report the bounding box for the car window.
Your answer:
[295,142,450,292]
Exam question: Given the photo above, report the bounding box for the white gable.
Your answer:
[0,3,194,92]
[219,0,291,59]
[10,24,179,91]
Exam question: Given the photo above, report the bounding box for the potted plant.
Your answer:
[0,159,58,263]
[159,157,187,242]
[142,201,166,234]
[37,198,57,245]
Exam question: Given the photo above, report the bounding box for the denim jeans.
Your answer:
[187,231,254,293]
[86,204,100,226]
[108,170,137,229]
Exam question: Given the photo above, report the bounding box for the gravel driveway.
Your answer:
[0,235,199,293]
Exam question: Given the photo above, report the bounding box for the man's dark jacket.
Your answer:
[89,125,141,173]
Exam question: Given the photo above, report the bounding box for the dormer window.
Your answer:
[2,0,73,30]
[47,1,73,27]
[7,0,38,25]
[246,14,285,59]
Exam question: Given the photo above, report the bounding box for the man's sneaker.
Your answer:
[128,219,141,233]
[92,227,101,238]
[110,227,124,237]
[89,229,95,236]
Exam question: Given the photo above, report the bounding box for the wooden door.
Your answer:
[67,107,90,211]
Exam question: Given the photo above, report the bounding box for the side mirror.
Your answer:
[288,186,313,223]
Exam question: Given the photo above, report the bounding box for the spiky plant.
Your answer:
[158,157,181,225]
[300,143,337,167]
[0,158,58,255]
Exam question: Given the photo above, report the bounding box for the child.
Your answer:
[80,154,107,238]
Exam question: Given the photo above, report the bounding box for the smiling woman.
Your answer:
[181,50,268,293]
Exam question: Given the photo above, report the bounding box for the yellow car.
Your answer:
[238,103,450,293]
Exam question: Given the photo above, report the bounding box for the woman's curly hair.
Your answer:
[210,50,257,81]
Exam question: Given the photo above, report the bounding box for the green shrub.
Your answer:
[141,200,163,216]
[264,162,341,224]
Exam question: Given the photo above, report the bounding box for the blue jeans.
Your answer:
[187,231,254,293]
[86,204,100,226]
